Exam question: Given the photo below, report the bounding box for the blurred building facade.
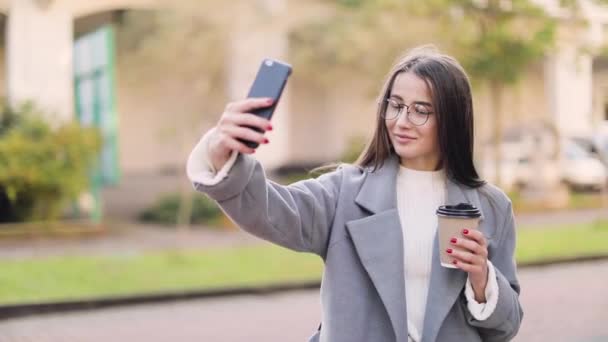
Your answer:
[0,0,607,217]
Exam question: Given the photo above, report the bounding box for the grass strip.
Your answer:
[1,220,607,305]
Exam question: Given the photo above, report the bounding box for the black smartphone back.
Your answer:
[248,59,292,119]
[240,59,292,148]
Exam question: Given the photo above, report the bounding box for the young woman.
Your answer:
[187,46,522,342]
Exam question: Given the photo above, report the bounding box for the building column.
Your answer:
[6,0,74,120]
[227,0,291,169]
[544,45,593,138]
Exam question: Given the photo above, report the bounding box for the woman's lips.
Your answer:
[394,133,417,144]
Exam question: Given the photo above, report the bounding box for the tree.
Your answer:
[0,103,101,222]
[415,0,557,187]
[116,2,229,229]
[289,0,446,88]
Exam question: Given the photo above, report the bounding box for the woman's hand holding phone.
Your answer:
[207,98,274,171]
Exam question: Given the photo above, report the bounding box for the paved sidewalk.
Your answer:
[515,207,608,227]
[1,260,606,341]
[0,223,260,259]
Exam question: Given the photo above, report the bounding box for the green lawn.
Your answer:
[515,220,608,264]
[1,220,607,306]
[0,246,323,306]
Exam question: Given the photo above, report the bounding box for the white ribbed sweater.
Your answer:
[396,166,446,342]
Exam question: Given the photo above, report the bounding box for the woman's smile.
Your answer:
[393,132,418,144]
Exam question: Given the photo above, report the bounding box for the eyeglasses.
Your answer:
[382,98,434,126]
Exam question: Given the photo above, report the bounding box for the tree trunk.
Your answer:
[176,133,194,232]
[176,183,194,231]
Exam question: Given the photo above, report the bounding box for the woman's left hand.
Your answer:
[447,228,489,303]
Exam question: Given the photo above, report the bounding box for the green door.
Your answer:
[74,25,120,221]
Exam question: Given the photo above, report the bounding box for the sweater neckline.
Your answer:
[398,165,445,182]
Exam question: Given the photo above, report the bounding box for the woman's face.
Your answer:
[385,72,441,171]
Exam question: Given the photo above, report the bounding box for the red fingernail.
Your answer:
[453,260,458,265]
[446,248,453,254]
[450,238,457,244]
[463,229,469,235]
[263,138,269,144]
[268,125,273,131]
[266,98,274,104]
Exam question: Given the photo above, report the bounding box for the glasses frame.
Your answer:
[381,98,434,126]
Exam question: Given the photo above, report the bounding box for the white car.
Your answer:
[480,138,607,192]
[479,144,532,192]
[560,139,607,191]
[570,134,608,167]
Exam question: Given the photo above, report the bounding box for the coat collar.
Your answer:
[355,154,485,219]
[348,154,485,342]
[354,155,400,214]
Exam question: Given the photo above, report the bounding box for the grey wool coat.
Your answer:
[192,153,523,342]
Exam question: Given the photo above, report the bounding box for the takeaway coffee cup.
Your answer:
[436,203,482,268]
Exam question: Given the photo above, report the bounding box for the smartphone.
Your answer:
[238,58,292,149]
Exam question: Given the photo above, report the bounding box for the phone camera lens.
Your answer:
[265,60,274,67]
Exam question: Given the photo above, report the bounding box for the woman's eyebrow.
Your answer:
[390,94,433,107]
[389,94,404,102]
[413,100,433,106]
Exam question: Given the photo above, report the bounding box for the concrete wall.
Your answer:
[114,58,227,175]
[3,0,167,122]
[3,0,607,176]
[3,0,603,169]
[592,59,608,125]
[288,75,377,166]
[474,63,550,143]
[4,0,608,220]
[6,0,74,121]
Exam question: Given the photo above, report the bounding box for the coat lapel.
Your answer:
[347,210,407,342]
[420,179,485,342]
[346,156,408,342]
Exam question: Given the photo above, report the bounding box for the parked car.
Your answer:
[481,138,607,192]
[480,143,533,192]
[560,139,607,191]
[571,131,608,169]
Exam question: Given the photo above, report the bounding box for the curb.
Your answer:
[517,254,608,268]
[0,281,321,321]
[1,255,607,321]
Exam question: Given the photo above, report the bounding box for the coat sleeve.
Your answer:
[463,202,524,341]
[189,152,343,257]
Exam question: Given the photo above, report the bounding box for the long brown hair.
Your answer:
[356,46,485,188]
